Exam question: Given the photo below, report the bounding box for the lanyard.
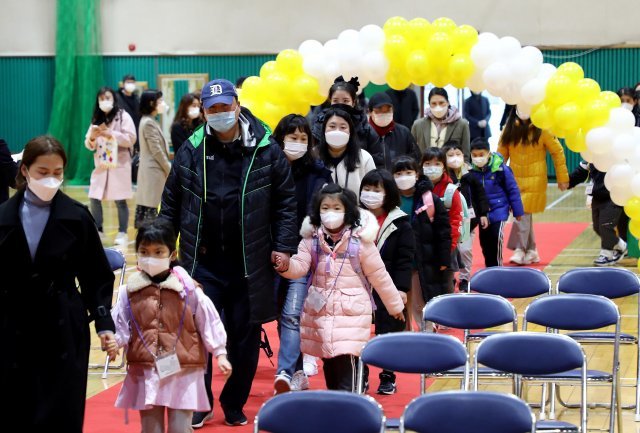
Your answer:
[126,286,189,359]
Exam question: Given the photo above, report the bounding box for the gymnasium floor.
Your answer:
[76,184,640,432]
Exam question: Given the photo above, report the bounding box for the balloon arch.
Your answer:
[240,16,640,243]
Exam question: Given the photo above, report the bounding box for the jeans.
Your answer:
[276,275,309,377]
[89,198,128,233]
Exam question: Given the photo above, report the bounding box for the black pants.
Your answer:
[479,221,506,267]
[373,292,406,382]
[323,354,361,391]
[194,262,261,413]
[592,199,623,250]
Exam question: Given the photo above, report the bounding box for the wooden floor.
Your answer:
[73,184,640,432]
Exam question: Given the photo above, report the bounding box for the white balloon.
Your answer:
[631,173,640,197]
[302,54,326,79]
[520,78,547,105]
[516,104,532,120]
[610,188,634,206]
[338,29,360,47]
[502,82,523,105]
[466,71,487,93]
[581,149,595,163]
[612,133,636,162]
[586,127,614,155]
[359,24,385,52]
[510,47,543,84]
[608,163,634,187]
[592,152,616,172]
[483,62,510,94]
[537,63,557,81]
[629,146,640,171]
[497,36,522,60]
[632,127,640,140]
[324,39,340,61]
[471,41,499,70]
[604,170,614,191]
[298,40,324,58]
[478,32,499,44]
[607,107,636,131]
[362,51,389,85]
[323,61,341,83]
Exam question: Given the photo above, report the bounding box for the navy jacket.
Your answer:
[463,94,491,140]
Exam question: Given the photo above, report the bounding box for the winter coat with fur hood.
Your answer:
[281,209,404,359]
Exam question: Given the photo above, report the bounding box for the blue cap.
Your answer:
[201,79,238,109]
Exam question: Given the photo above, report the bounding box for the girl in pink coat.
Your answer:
[278,183,406,392]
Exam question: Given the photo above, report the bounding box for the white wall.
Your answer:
[2,0,640,55]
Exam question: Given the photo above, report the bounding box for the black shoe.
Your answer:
[224,408,248,426]
[459,279,469,293]
[191,411,213,429]
[377,373,397,395]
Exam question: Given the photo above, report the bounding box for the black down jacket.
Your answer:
[160,107,299,323]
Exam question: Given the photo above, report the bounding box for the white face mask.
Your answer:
[423,166,444,180]
[325,130,350,149]
[187,106,201,119]
[283,141,308,161]
[27,175,63,202]
[395,175,416,191]
[360,190,385,210]
[447,155,464,169]
[124,82,136,94]
[472,156,489,168]
[320,211,345,230]
[99,100,113,113]
[138,256,171,277]
[157,101,168,114]
[431,106,448,119]
[372,113,393,128]
[622,102,634,111]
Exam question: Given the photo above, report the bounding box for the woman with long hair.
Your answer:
[170,92,203,153]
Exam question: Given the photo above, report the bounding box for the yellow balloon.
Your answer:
[384,34,411,63]
[599,91,621,109]
[449,54,475,80]
[276,49,303,75]
[431,17,457,35]
[531,104,554,130]
[427,32,454,61]
[264,72,290,104]
[293,74,320,103]
[630,219,640,238]
[574,78,601,102]
[556,62,584,81]
[625,197,640,220]
[452,25,478,54]
[407,18,433,50]
[383,16,409,37]
[260,61,278,79]
[432,73,450,88]
[406,50,431,85]
[386,66,411,90]
[582,98,611,130]
[309,91,328,106]
[239,76,264,101]
[554,102,582,133]
[545,74,577,107]
[565,129,587,153]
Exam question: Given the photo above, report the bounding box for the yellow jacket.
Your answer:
[497,130,569,214]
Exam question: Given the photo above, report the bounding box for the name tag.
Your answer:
[155,351,181,379]
[306,290,327,313]
[467,207,476,219]
[585,183,593,195]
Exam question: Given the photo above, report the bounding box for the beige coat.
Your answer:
[136,116,171,208]
[411,117,470,160]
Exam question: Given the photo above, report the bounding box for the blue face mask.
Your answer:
[206,109,237,132]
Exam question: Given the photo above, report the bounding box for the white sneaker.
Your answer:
[274,371,292,395]
[510,249,526,265]
[524,249,540,264]
[303,354,318,376]
[614,238,628,256]
[114,232,128,246]
[291,370,310,391]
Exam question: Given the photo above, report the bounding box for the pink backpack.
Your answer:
[414,191,435,222]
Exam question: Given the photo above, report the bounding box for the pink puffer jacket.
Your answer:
[281,210,404,359]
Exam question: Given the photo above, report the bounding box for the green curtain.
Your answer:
[48,0,104,184]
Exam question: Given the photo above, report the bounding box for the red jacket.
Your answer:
[433,172,463,251]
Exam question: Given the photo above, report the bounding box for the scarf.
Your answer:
[368,116,396,137]
[427,106,462,135]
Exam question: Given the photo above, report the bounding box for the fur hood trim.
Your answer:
[127,270,184,294]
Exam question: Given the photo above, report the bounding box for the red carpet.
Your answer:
[85,222,588,432]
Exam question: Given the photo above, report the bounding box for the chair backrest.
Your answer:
[401,391,534,433]
[423,293,516,330]
[360,332,467,374]
[104,248,126,272]
[471,267,551,298]
[475,332,584,376]
[254,390,384,433]
[524,294,619,331]
[557,267,640,299]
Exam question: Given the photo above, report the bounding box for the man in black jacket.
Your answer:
[464,91,492,141]
[0,139,17,204]
[368,92,422,170]
[385,87,420,129]
[159,79,298,428]
[116,74,141,151]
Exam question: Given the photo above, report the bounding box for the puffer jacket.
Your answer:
[497,130,569,214]
[281,209,404,359]
[159,107,298,324]
[469,152,524,223]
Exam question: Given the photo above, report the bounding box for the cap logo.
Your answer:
[210,84,223,95]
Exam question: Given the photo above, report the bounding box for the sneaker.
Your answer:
[291,370,310,391]
[509,248,526,265]
[114,232,128,246]
[274,371,292,395]
[377,374,397,395]
[594,249,622,267]
[191,411,213,429]
[524,249,540,264]
[224,409,248,426]
[614,238,628,256]
[458,279,469,293]
[303,354,318,376]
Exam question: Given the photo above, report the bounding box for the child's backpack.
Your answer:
[415,191,436,222]
[443,183,471,244]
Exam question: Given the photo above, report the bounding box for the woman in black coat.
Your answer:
[0,138,18,204]
[0,136,116,432]
[359,169,415,395]
[170,92,203,154]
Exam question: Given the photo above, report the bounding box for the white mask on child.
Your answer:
[395,175,416,191]
[138,257,171,277]
[423,166,443,180]
[360,191,385,210]
[472,156,489,168]
[321,212,345,230]
[447,156,464,169]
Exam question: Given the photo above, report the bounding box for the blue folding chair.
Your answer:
[423,293,517,385]
[557,267,640,419]
[357,332,468,429]
[474,332,587,433]
[254,390,385,433]
[400,391,535,433]
[523,294,621,433]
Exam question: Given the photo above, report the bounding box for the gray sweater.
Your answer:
[19,188,52,260]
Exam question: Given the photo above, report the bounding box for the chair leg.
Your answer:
[539,383,548,421]
[636,342,640,421]
[549,383,557,420]
[101,354,110,379]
